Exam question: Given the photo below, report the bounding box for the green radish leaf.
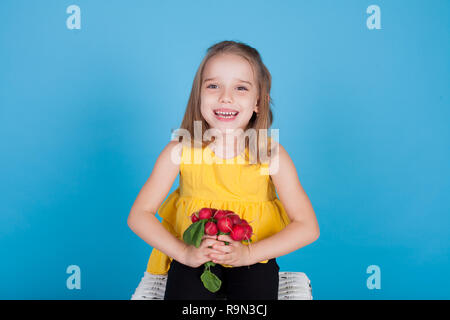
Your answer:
[182,222,197,245]
[183,220,206,248]
[200,269,222,293]
[193,220,207,248]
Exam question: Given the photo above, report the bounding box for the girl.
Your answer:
[127,40,320,300]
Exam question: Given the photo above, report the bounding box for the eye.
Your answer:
[206,84,248,91]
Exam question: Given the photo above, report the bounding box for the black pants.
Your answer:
[163,259,279,300]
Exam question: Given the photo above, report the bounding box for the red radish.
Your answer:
[230,224,246,241]
[240,219,249,225]
[198,208,213,220]
[204,221,218,235]
[191,212,199,223]
[229,214,241,225]
[213,210,228,220]
[217,217,233,233]
[242,224,253,240]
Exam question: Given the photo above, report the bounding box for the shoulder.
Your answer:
[268,140,292,177]
[158,139,183,167]
[167,139,182,153]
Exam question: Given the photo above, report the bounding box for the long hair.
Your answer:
[173,40,275,165]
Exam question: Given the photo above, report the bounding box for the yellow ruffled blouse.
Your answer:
[146,140,291,275]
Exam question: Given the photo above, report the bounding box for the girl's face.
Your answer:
[200,53,259,136]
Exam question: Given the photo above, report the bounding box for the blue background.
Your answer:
[1,0,449,299]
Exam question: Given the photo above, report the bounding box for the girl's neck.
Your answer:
[211,133,245,159]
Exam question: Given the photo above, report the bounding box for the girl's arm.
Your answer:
[127,140,187,262]
[247,142,320,264]
[127,140,223,267]
[211,142,320,266]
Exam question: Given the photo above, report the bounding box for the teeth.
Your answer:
[215,111,238,116]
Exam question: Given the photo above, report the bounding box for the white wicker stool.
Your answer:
[131,271,312,300]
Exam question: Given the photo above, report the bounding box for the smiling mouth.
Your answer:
[214,110,239,119]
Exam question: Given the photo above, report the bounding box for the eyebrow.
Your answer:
[203,77,253,86]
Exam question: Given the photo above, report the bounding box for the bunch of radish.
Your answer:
[191,208,253,242]
[182,207,254,293]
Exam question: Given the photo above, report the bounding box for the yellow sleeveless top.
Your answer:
[146,140,291,275]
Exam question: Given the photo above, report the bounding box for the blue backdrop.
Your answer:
[1,0,449,299]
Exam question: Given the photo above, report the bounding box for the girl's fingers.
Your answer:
[210,252,231,264]
[217,234,234,243]
[212,243,233,254]
[209,244,234,263]
[201,238,222,248]
[202,235,217,240]
[205,247,224,256]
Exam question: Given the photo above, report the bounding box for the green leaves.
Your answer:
[182,218,222,293]
[182,219,207,248]
[201,268,222,293]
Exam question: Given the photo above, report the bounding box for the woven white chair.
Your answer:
[131,271,312,300]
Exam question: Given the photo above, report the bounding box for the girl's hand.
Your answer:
[180,236,223,268]
[208,234,252,267]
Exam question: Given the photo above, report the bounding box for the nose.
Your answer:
[219,87,233,104]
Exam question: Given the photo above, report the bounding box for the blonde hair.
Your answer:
[173,40,275,165]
